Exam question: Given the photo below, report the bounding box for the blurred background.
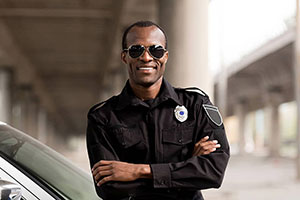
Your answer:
[0,0,300,199]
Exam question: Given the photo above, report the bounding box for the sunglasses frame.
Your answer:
[123,44,167,59]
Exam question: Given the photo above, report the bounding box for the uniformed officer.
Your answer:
[86,21,230,200]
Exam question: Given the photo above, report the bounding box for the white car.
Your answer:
[0,121,100,200]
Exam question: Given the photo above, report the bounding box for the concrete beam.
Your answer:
[226,28,295,78]
[0,8,112,19]
[0,19,70,132]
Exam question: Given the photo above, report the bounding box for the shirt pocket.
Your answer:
[162,126,194,162]
[111,126,142,148]
[110,125,147,163]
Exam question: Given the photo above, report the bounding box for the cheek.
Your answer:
[128,63,136,74]
[158,60,166,69]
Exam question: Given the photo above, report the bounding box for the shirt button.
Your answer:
[178,139,182,143]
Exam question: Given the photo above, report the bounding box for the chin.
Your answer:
[133,76,163,88]
[138,81,156,88]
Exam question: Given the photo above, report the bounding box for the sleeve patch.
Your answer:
[203,104,223,126]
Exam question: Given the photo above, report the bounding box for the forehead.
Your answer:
[126,26,166,47]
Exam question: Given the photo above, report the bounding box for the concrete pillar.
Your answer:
[37,107,48,144]
[27,98,39,139]
[11,85,38,137]
[234,100,247,154]
[159,0,212,96]
[0,68,12,123]
[216,71,228,116]
[295,0,300,180]
[37,108,61,151]
[264,89,282,157]
[267,104,280,157]
[46,121,56,149]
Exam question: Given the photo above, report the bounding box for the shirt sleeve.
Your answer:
[150,98,230,189]
[86,112,150,199]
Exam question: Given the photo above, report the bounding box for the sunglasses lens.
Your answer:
[128,45,145,58]
[149,45,165,59]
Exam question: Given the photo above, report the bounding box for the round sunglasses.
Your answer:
[123,44,167,59]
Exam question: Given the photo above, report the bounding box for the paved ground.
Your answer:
[202,155,300,200]
[63,142,300,200]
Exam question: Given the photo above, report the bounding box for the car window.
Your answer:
[0,125,100,200]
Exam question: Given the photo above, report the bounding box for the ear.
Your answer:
[164,51,169,63]
[121,51,127,64]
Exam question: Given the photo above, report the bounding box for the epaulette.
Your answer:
[88,100,108,114]
[184,87,207,97]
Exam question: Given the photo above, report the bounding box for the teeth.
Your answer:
[139,67,153,70]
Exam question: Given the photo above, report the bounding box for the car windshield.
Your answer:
[0,123,100,200]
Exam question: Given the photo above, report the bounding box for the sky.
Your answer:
[209,0,296,74]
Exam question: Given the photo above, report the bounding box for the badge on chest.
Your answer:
[174,105,188,122]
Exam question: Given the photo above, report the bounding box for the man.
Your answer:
[87,21,230,200]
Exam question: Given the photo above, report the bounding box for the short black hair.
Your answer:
[122,20,168,50]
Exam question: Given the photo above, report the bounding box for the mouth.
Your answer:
[136,66,157,71]
[136,65,157,70]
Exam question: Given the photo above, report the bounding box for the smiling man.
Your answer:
[86,21,230,200]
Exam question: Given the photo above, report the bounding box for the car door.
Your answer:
[0,156,56,200]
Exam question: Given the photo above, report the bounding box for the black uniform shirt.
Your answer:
[86,79,230,200]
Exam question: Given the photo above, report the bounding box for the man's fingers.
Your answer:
[97,176,113,186]
[195,140,218,149]
[202,148,216,155]
[92,165,112,176]
[94,169,113,182]
[195,136,209,146]
[193,142,222,156]
[92,160,115,171]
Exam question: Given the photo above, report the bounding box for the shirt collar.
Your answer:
[115,78,182,110]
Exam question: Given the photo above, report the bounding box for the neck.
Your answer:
[129,77,163,101]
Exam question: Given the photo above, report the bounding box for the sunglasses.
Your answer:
[123,44,167,59]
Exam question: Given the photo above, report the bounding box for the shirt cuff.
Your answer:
[150,163,171,188]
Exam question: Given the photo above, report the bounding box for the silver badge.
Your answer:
[174,105,188,122]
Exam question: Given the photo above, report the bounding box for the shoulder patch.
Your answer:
[203,104,223,126]
[184,87,207,96]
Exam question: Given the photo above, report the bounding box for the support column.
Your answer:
[46,120,56,149]
[267,103,280,157]
[12,85,38,137]
[0,68,12,123]
[159,0,212,96]
[27,97,39,139]
[37,107,48,144]
[216,71,228,116]
[295,0,300,180]
[264,89,282,158]
[234,100,247,154]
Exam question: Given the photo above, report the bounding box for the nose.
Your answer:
[139,49,153,62]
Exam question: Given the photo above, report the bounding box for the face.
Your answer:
[121,26,168,88]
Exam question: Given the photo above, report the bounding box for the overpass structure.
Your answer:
[215,28,296,156]
[1,0,300,177]
[0,0,211,150]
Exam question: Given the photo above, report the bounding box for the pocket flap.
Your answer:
[162,127,193,145]
[111,126,141,148]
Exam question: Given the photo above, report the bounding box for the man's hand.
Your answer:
[193,136,221,156]
[92,160,152,186]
